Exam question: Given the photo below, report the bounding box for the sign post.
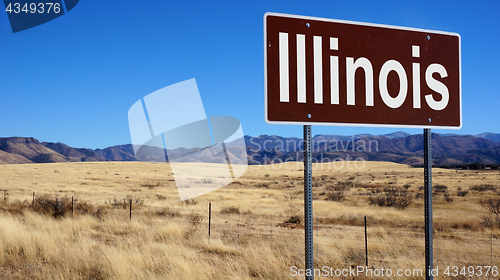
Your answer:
[424,128,433,279]
[303,125,313,279]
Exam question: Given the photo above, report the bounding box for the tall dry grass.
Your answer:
[0,210,295,279]
[0,161,499,279]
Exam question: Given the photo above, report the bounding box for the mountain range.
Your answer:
[0,132,499,166]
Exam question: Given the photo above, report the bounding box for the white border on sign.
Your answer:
[263,12,462,130]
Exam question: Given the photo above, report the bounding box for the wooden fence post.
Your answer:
[365,216,368,267]
[270,214,273,247]
[208,202,212,241]
[129,199,132,220]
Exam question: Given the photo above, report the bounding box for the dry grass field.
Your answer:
[0,161,500,279]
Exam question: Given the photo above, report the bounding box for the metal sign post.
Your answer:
[264,13,461,280]
[303,125,313,279]
[424,128,433,279]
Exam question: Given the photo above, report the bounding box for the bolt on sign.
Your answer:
[264,13,461,129]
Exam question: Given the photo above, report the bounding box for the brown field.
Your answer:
[0,161,500,279]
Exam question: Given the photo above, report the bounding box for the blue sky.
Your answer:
[1,0,499,149]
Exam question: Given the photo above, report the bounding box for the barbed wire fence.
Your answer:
[1,188,499,270]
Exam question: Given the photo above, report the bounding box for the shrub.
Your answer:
[471,184,497,192]
[107,196,144,209]
[327,180,354,192]
[188,212,203,227]
[338,214,360,226]
[259,182,270,188]
[182,198,198,206]
[469,162,482,170]
[284,215,301,224]
[72,198,94,214]
[325,191,346,202]
[480,215,500,228]
[338,180,354,189]
[220,206,240,214]
[128,195,144,206]
[107,198,126,208]
[367,187,413,209]
[343,249,365,266]
[0,199,30,215]
[156,207,180,217]
[479,198,500,216]
[94,208,105,221]
[433,184,448,193]
[156,194,167,200]
[32,195,93,218]
[312,181,322,188]
[457,190,469,197]
[34,196,68,218]
[444,192,453,203]
[184,212,203,239]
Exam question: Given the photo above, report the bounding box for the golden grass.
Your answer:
[0,161,499,279]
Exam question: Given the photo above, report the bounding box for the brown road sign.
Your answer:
[264,13,461,129]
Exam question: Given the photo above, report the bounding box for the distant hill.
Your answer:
[357,134,498,154]
[0,149,32,164]
[464,145,500,163]
[0,137,66,163]
[41,142,105,162]
[94,145,138,161]
[0,132,498,166]
[380,131,411,139]
[243,133,499,166]
[476,132,500,143]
